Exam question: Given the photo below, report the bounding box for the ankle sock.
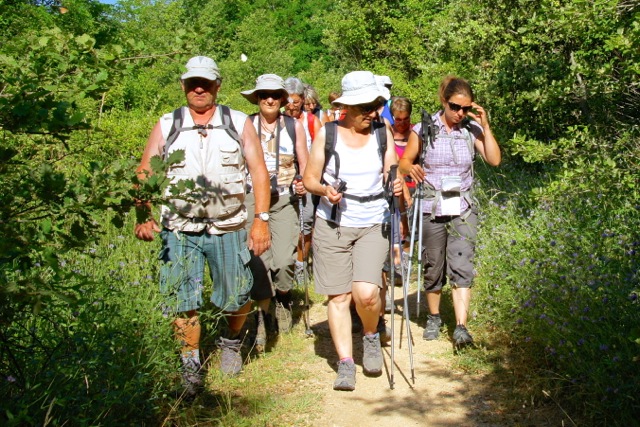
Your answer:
[181,349,200,366]
[340,357,354,364]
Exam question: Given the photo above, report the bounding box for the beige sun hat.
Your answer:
[241,74,289,105]
[332,71,384,106]
[181,56,221,81]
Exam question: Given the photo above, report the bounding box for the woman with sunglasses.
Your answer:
[241,74,308,349]
[399,75,500,347]
[303,71,402,391]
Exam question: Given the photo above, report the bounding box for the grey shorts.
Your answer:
[421,210,477,292]
[159,228,253,313]
[312,218,389,295]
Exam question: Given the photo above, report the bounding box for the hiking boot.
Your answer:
[422,314,442,341]
[377,317,391,344]
[362,333,383,376]
[181,358,203,397]
[333,359,356,391]
[275,302,292,333]
[254,310,272,352]
[453,325,474,347]
[217,337,242,376]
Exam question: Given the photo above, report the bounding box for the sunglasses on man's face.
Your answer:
[184,78,215,91]
[447,101,472,114]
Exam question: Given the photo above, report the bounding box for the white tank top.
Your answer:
[316,129,389,227]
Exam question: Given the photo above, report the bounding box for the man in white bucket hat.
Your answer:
[135,56,271,394]
[303,71,403,391]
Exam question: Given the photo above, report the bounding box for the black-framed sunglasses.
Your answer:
[447,101,472,114]
[257,91,282,100]
[183,78,216,90]
[357,102,381,115]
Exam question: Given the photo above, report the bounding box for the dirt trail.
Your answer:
[293,290,565,427]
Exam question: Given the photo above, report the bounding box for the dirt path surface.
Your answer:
[290,290,565,427]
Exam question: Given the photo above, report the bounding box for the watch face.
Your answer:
[259,212,269,221]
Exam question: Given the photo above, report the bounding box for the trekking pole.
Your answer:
[416,110,435,317]
[391,165,416,384]
[295,175,314,338]
[388,166,398,390]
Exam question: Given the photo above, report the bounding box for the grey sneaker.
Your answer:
[181,358,203,397]
[453,325,474,347]
[275,302,292,333]
[422,314,442,340]
[377,317,391,344]
[217,337,242,376]
[254,310,272,352]
[362,333,383,376]
[333,360,356,391]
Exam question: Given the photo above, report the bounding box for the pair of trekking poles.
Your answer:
[387,110,437,389]
[295,175,314,338]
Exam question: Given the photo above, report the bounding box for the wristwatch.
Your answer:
[255,212,270,222]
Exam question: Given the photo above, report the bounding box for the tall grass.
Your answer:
[1,212,179,426]
[470,147,640,423]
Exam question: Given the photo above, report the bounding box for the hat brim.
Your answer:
[332,93,384,106]
[241,88,289,105]
[181,70,219,81]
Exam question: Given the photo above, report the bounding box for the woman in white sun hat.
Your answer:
[241,74,308,349]
[303,70,402,391]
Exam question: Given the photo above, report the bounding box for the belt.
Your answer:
[342,191,385,203]
[188,217,216,224]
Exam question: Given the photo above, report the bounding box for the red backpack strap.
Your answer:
[307,112,315,142]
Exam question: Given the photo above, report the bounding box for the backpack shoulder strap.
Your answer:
[323,121,339,177]
[372,120,387,166]
[283,114,296,143]
[217,105,241,143]
[164,107,184,160]
[307,112,315,141]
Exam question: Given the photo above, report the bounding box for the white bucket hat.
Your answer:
[332,71,384,106]
[240,74,289,105]
[375,75,391,101]
[181,56,221,81]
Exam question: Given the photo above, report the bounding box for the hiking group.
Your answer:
[134,55,501,396]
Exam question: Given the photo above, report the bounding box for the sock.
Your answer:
[295,260,304,269]
[340,357,354,364]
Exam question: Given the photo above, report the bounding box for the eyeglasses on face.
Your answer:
[288,98,303,106]
[257,92,281,100]
[447,101,472,114]
[184,78,215,91]
[393,116,411,123]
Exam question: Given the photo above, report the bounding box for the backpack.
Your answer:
[316,120,389,220]
[163,105,241,160]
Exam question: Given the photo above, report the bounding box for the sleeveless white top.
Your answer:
[316,129,389,227]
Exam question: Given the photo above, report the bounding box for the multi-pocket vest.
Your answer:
[159,105,247,233]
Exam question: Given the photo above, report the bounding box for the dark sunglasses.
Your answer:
[257,91,282,100]
[184,78,215,90]
[358,102,381,115]
[447,101,472,114]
